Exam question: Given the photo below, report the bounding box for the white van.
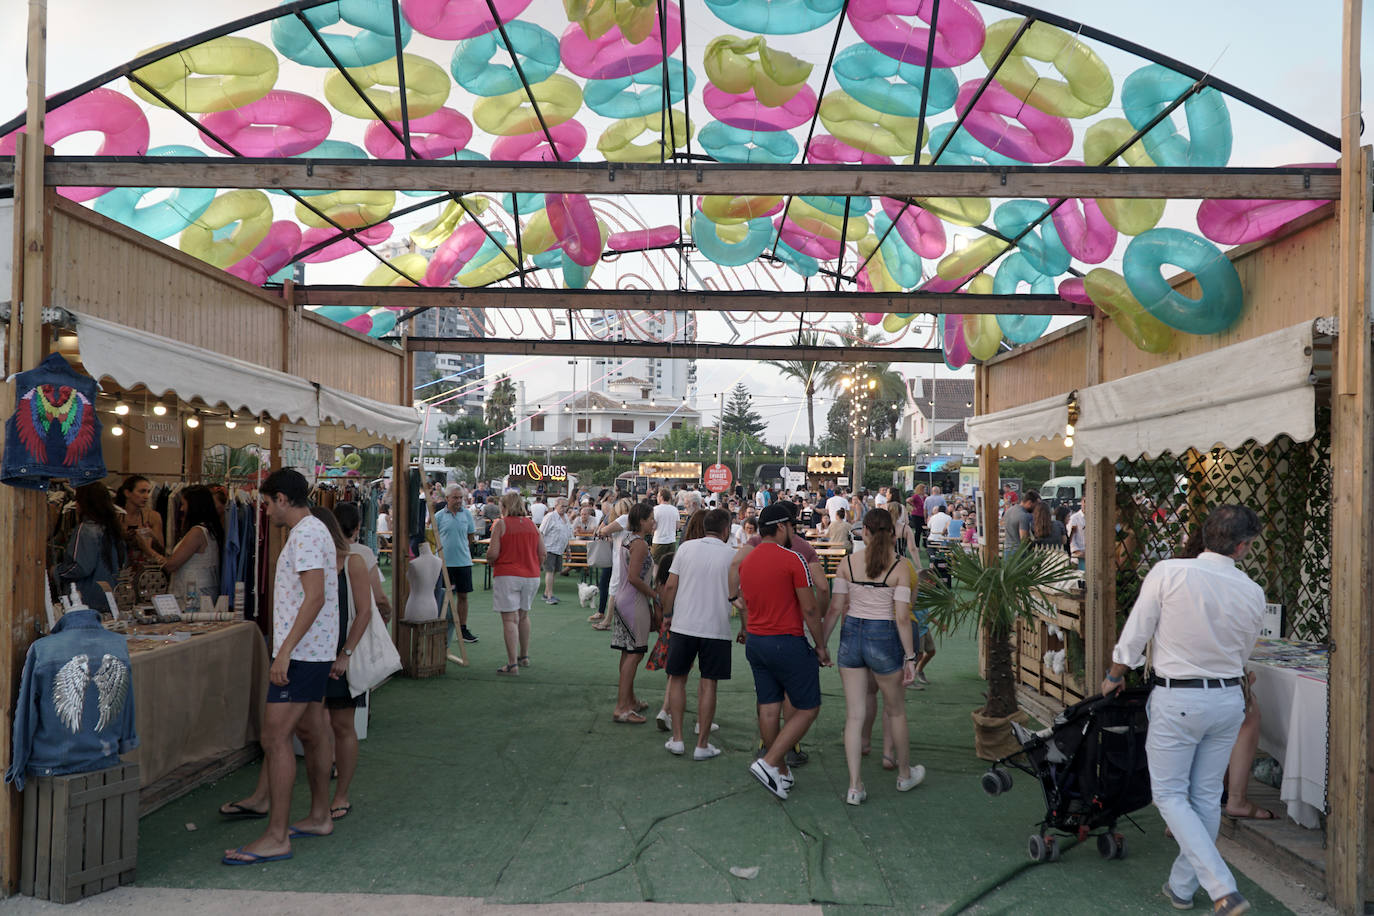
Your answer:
[1040,476,1084,508]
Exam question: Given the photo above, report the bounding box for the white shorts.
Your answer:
[492,575,539,613]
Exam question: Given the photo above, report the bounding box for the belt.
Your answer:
[1151,675,1241,689]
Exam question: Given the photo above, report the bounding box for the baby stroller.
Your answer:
[981,687,1152,863]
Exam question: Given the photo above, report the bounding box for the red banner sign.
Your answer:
[704,463,733,493]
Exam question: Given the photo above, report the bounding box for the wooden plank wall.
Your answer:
[48,201,402,404]
[983,323,1089,413]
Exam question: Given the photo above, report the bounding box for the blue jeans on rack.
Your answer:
[1147,684,1245,903]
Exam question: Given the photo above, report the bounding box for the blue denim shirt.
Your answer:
[5,609,138,791]
[2,352,107,491]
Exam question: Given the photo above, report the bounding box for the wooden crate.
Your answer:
[21,763,139,903]
[1016,618,1044,692]
[398,619,447,678]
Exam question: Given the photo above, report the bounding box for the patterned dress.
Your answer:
[611,534,652,653]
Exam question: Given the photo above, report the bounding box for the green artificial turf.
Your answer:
[136,572,1291,913]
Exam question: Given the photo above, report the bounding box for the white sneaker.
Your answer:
[693,744,721,761]
[749,758,790,799]
[693,721,720,735]
[846,787,867,806]
[897,765,927,791]
[656,710,671,732]
[665,739,685,756]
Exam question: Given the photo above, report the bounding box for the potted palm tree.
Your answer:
[920,542,1077,760]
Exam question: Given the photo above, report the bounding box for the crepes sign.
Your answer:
[509,461,568,482]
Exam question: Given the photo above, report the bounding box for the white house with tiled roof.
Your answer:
[508,378,701,451]
[900,378,976,457]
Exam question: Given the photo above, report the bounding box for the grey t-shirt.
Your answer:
[1002,504,1031,551]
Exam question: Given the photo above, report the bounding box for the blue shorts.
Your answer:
[838,617,904,675]
[744,634,821,710]
[266,659,332,704]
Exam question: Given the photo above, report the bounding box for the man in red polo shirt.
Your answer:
[738,503,829,800]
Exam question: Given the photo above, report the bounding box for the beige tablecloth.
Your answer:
[1247,638,1329,829]
[123,622,268,787]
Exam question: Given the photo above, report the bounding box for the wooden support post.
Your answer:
[1327,1,1373,897]
[390,335,412,640]
[1081,312,1115,688]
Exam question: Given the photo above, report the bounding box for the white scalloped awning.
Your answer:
[965,393,1072,460]
[72,311,419,443]
[1073,320,1319,465]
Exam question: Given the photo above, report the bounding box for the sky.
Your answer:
[2,0,1369,445]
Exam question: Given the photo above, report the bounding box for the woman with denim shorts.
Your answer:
[822,508,926,806]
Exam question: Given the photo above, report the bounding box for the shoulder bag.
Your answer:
[345,564,402,696]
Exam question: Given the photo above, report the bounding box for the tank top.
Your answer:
[170,525,220,601]
[494,516,542,578]
[836,556,912,621]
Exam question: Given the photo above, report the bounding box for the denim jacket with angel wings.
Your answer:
[5,609,137,790]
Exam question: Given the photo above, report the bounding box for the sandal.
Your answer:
[497,663,520,675]
[612,711,647,724]
[592,623,611,631]
[517,656,531,667]
[633,700,649,713]
[1225,802,1277,820]
[882,754,897,771]
[588,613,605,622]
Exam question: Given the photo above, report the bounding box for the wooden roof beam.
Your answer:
[405,337,947,364]
[29,159,1340,200]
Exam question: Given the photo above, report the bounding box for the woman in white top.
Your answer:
[823,508,924,806]
[138,484,221,605]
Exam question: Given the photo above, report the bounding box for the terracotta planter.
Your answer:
[971,708,1029,761]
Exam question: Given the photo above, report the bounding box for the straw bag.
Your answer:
[346,565,402,697]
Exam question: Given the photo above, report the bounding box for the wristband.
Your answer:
[1106,673,1123,683]
[905,655,918,663]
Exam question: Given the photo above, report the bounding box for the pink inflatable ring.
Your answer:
[200,90,331,157]
[402,0,533,40]
[490,121,588,162]
[704,84,816,132]
[954,79,1072,164]
[846,0,985,68]
[0,88,149,201]
[365,108,473,159]
[1196,164,1336,245]
[560,2,681,81]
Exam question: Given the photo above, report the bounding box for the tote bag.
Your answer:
[346,564,402,696]
[587,537,614,568]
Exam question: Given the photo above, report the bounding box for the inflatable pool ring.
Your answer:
[1123,229,1243,335]
[776,217,842,260]
[788,198,869,242]
[312,305,372,322]
[491,121,587,161]
[1196,166,1335,244]
[880,198,945,259]
[342,452,364,470]
[1045,160,1117,264]
[560,2,680,80]
[199,90,330,156]
[598,111,692,162]
[584,64,694,119]
[130,36,277,112]
[847,0,985,68]
[366,308,398,337]
[1056,277,1093,306]
[962,276,1002,359]
[227,220,302,286]
[401,0,532,39]
[857,237,901,293]
[424,221,487,286]
[456,233,517,287]
[941,315,971,369]
[296,190,396,229]
[806,134,891,168]
[993,200,1070,277]
[179,190,273,269]
[299,222,394,263]
[774,238,820,277]
[474,75,583,136]
[93,145,215,238]
[546,194,601,267]
[532,248,563,270]
[1083,268,1174,353]
[927,121,1026,168]
[502,192,545,215]
[364,252,429,286]
[704,0,844,34]
[567,0,657,42]
[1122,64,1232,168]
[560,224,608,288]
[263,140,369,200]
[980,19,1112,119]
[325,54,449,119]
[343,314,373,333]
[409,196,486,249]
[698,121,798,163]
[452,22,560,97]
[954,79,1072,163]
[936,235,1009,281]
[872,213,926,286]
[608,226,681,252]
[799,194,873,219]
[365,107,472,159]
[992,252,1053,343]
[704,36,812,107]
[0,88,149,202]
[833,43,958,118]
[698,194,784,223]
[272,0,410,68]
[693,212,773,267]
[1083,118,1164,236]
[518,209,560,256]
[705,84,816,132]
[818,90,925,158]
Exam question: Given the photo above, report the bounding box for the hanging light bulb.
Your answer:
[111,422,125,438]
[224,411,237,430]
[253,417,266,436]
[185,411,200,429]
[149,443,159,450]
[1064,435,1075,448]
[114,401,130,417]
[152,401,168,417]
[1065,422,1075,436]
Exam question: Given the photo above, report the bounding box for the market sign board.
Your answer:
[509,461,568,482]
[145,418,181,450]
[638,461,702,479]
[704,463,732,493]
[807,456,845,474]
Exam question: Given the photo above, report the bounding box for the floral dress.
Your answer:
[645,578,673,671]
[611,534,652,653]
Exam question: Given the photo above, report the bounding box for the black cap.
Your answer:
[759,503,793,527]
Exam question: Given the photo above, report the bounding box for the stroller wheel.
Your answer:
[1027,834,1047,862]
[1045,836,1061,862]
[980,771,1002,796]
[996,768,1013,792]
[1096,833,1119,860]
[1113,834,1127,859]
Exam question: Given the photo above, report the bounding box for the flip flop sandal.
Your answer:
[330,805,352,820]
[612,711,647,724]
[633,700,649,713]
[288,826,330,839]
[497,663,520,675]
[219,802,268,820]
[882,755,897,771]
[222,847,292,866]
[518,656,531,667]
[592,623,611,631]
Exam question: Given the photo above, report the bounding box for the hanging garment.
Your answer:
[5,608,138,791]
[1,353,105,490]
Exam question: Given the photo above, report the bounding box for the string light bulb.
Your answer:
[114,401,130,416]
[253,417,266,436]
[185,411,200,429]
[111,422,125,438]
[224,412,237,430]
[152,401,168,417]
[1064,435,1075,448]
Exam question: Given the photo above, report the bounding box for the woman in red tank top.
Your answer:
[489,492,545,675]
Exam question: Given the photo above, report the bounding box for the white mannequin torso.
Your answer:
[404,544,443,621]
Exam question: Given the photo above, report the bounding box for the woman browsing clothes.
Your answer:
[116,474,164,560]
[138,484,222,604]
[55,482,127,610]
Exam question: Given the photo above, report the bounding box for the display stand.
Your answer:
[20,763,139,903]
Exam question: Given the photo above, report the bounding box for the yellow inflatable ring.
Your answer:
[363,252,429,286]
[1084,118,1164,236]
[473,75,583,136]
[818,90,925,158]
[296,191,396,229]
[325,54,450,120]
[980,19,1112,119]
[597,111,692,162]
[704,35,812,107]
[1083,268,1174,353]
[130,37,278,113]
[698,194,783,224]
[179,190,272,269]
[935,235,1009,281]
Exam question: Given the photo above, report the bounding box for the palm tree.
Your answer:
[763,331,834,448]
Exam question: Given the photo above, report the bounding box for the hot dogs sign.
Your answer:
[508,461,568,482]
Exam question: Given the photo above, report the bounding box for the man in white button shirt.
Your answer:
[1101,505,1265,916]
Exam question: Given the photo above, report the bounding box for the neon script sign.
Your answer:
[509,461,569,481]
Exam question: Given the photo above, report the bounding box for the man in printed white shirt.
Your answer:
[222,469,340,865]
[1101,505,1265,916]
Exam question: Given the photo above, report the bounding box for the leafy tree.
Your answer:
[763,331,839,448]
[719,382,765,438]
[439,413,489,448]
[484,375,517,450]
[420,369,467,412]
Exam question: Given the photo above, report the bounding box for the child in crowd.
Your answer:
[910,569,941,687]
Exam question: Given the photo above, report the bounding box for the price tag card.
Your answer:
[151,594,182,618]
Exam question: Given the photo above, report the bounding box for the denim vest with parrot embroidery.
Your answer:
[2,352,106,490]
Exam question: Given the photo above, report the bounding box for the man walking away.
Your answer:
[738,503,829,799]
[652,488,679,566]
[1101,505,1265,916]
[660,509,735,760]
[1001,490,1036,556]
